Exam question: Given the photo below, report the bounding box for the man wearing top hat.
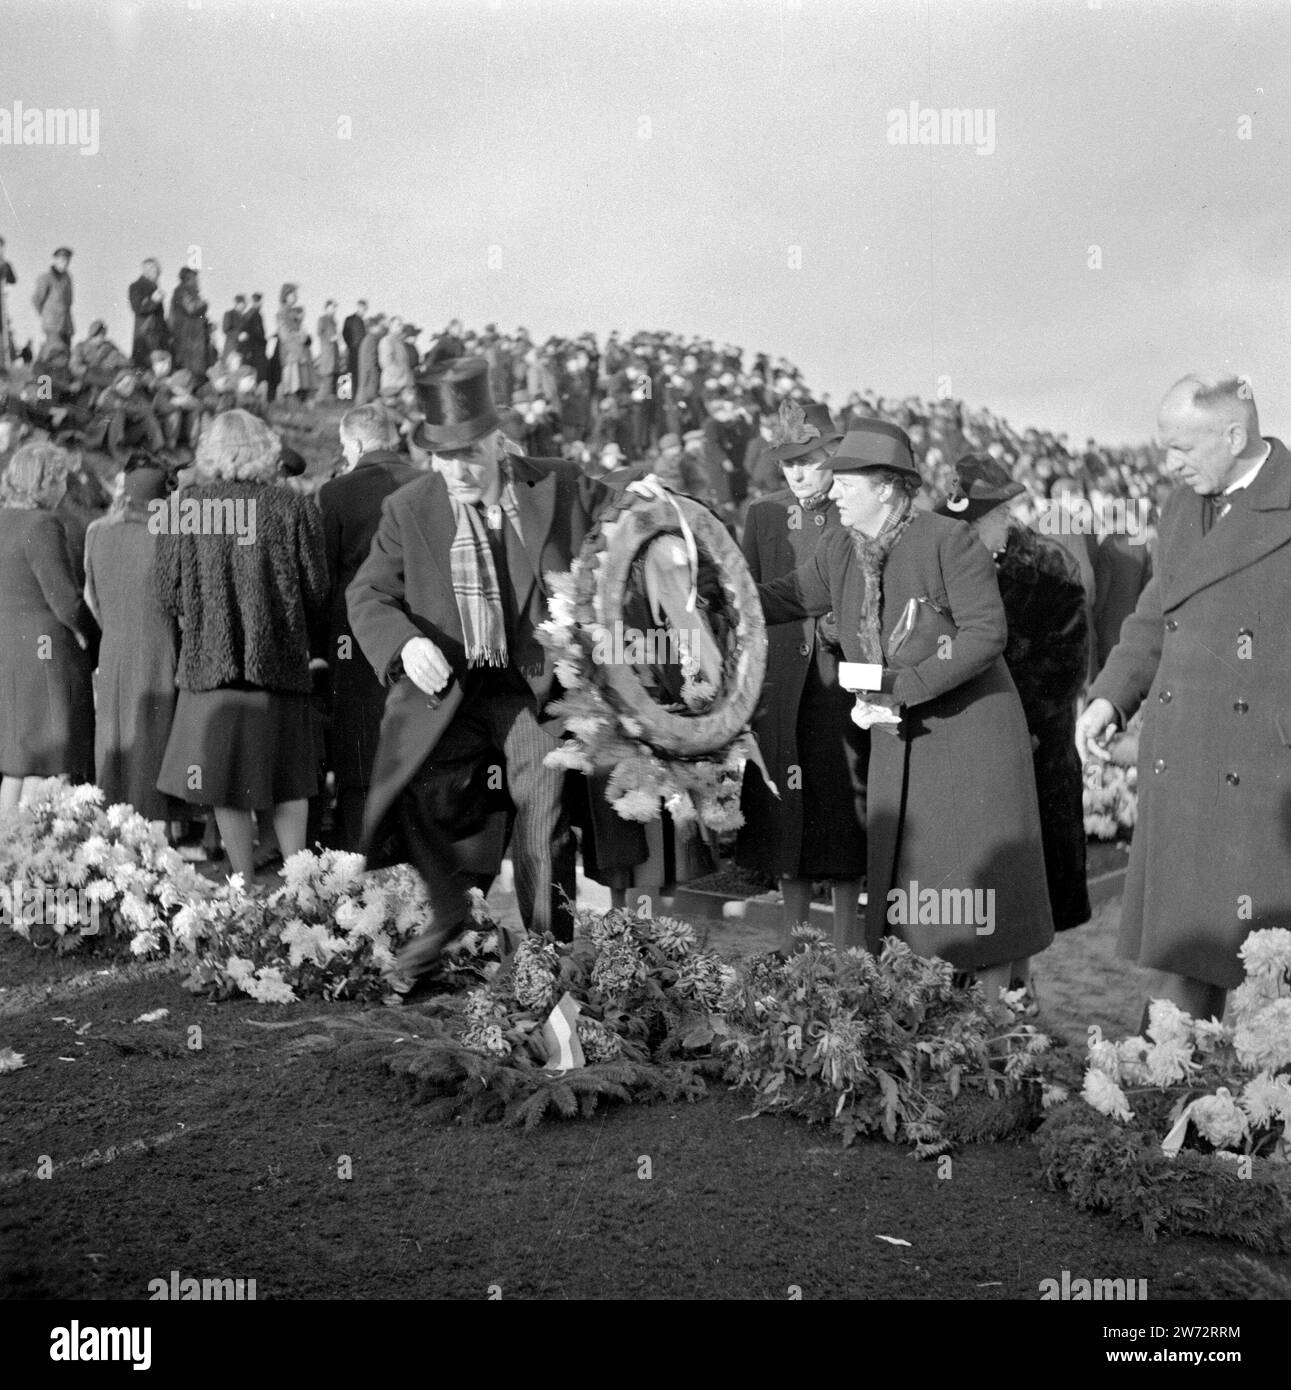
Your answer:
[347,357,620,984]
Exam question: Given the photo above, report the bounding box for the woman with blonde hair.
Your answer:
[154,410,328,882]
[0,441,96,811]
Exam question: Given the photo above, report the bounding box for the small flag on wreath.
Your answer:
[541,991,585,1073]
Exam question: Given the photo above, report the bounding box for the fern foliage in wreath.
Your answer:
[538,482,769,831]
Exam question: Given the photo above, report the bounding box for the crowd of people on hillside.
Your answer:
[11,239,1264,1027]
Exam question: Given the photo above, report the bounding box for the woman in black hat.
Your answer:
[736,400,867,950]
[758,421,1054,1004]
[935,455,1091,945]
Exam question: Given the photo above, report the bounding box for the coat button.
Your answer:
[1164,619,1178,631]
[1226,772,1240,786]
[814,514,825,526]
[1234,699,1249,714]
[798,642,810,657]
[1153,758,1166,773]
[1158,690,1172,703]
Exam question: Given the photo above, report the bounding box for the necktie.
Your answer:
[1201,487,1245,534]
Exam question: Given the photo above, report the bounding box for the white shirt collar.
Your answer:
[1225,440,1271,494]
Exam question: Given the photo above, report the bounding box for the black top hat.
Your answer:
[766,399,844,462]
[412,356,500,451]
[830,420,921,481]
[933,453,1025,522]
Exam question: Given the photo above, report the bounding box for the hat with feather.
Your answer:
[766,398,843,462]
[934,452,1025,521]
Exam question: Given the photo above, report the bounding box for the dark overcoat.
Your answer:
[128,276,169,367]
[736,491,867,879]
[1088,438,1291,989]
[994,526,1090,932]
[168,285,211,377]
[346,455,609,865]
[1093,529,1154,670]
[760,511,1054,969]
[316,449,418,789]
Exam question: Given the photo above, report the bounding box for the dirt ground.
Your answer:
[3,883,1285,1302]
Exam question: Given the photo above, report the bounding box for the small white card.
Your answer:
[839,662,884,693]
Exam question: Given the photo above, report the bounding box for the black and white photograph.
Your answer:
[0,0,1288,1350]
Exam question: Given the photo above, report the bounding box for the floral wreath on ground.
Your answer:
[173,851,503,1004]
[1037,927,1291,1249]
[331,904,734,1127]
[537,483,769,832]
[0,780,211,956]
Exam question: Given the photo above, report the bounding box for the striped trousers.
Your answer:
[396,673,575,941]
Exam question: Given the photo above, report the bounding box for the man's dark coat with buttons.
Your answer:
[1089,438,1291,988]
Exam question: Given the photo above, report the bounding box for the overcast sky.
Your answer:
[1,0,1287,443]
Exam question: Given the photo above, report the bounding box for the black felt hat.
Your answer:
[934,453,1025,522]
[766,399,844,462]
[830,420,921,481]
[412,356,500,451]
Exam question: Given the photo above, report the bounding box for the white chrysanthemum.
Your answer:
[1239,928,1291,982]
[553,658,583,690]
[1238,1072,1291,1128]
[698,797,744,833]
[282,850,321,894]
[129,926,161,957]
[1085,1027,1121,1078]
[612,789,660,822]
[319,853,366,898]
[244,966,298,1005]
[368,939,397,971]
[79,835,110,869]
[1146,998,1192,1045]
[1144,1036,1197,1086]
[1114,1035,1151,1084]
[1189,1088,1247,1150]
[544,743,594,774]
[170,906,205,953]
[1233,998,1291,1072]
[466,886,494,927]
[1082,1067,1133,1121]
[1041,1083,1070,1110]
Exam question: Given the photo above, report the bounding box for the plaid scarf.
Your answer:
[449,471,521,668]
[850,493,916,663]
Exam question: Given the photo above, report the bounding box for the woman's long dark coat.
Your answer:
[760,512,1054,969]
[736,490,867,879]
[994,525,1091,932]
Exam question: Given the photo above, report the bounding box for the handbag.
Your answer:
[886,596,958,669]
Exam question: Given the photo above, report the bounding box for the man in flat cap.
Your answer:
[348,357,619,988]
